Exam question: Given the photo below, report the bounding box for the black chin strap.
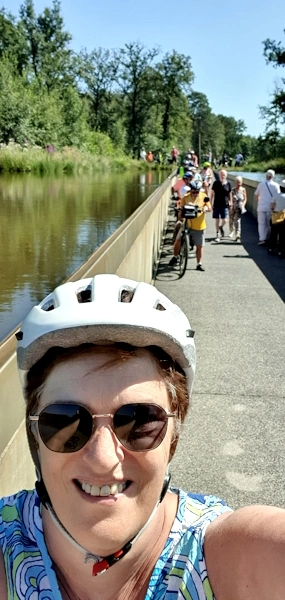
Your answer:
[36,474,171,576]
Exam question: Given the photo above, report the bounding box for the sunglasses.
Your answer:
[30,403,175,453]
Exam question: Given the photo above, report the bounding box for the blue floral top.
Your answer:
[0,488,232,599]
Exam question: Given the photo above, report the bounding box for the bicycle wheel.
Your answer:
[179,231,189,278]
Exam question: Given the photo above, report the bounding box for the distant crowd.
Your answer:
[166,149,285,271]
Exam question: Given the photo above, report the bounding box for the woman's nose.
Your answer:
[81,422,125,470]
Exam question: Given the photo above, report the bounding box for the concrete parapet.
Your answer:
[0,176,172,496]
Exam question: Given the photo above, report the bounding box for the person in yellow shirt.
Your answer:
[170,181,211,271]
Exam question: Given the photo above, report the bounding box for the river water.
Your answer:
[229,171,285,186]
[0,170,163,343]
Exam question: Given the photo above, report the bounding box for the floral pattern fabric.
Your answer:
[0,488,232,599]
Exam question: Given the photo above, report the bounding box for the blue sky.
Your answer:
[3,0,285,137]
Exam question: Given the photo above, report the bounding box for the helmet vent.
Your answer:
[42,299,55,312]
[155,302,166,311]
[77,289,92,303]
[120,288,134,303]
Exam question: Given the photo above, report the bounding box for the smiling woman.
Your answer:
[1,274,285,600]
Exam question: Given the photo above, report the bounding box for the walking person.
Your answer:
[200,162,213,195]
[190,150,198,168]
[229,176,247,241]
[268,191,285,258]
[210,169,232,242]
[171,146,178,163]
[254,169,280,245]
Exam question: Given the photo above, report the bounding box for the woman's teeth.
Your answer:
[81,482,127,496]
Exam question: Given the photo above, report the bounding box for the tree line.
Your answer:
[0,0,283,163]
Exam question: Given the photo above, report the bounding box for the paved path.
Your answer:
[155,206,285,509]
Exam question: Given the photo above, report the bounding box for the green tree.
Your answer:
[115,42,159,157]
[207,114,225,160]
[77,47,119,132]
[0,9,28,75]
[259,95,282,158]
[19,0,42,79]
[263,31,285,116]
[240,135,256,161]
[0,58,31,143]
[19,0,73,90]
[155,50,193,142]
[216,115,246,157]
[59,85,89,147]
[188,91,212,161]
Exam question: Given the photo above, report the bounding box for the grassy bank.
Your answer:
[0,143,134,174]
[234,158,285,175]
[0,142,173,175]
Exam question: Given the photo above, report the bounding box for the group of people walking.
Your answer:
[210,170,247,243]
[169,159,248,271]
[255,169,285,257]
[169,159,285,269]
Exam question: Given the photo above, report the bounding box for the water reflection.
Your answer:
[0,170,163,341]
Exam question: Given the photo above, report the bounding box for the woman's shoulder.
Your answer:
[204,504,285,600]
[169,488,232,551]
[175,489,232,529]
[0,488,37,512]
[0,489,39,546]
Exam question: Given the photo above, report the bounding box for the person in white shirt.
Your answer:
[254,170,280,245]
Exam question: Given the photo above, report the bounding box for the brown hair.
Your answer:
[25,343,189,461]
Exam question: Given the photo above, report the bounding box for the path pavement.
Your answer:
[155,205,285,509]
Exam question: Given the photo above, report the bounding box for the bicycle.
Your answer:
[174,201,208,278]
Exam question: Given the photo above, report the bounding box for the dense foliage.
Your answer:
[0,0,284,169]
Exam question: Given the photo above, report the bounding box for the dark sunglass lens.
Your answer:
[113,403,168,451]
[38,404,92,453]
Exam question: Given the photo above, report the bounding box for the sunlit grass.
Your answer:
[0,142,173,174]
[0,142,133,174]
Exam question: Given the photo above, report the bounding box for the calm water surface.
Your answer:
[229,171,285,185]
[0,170,163,342]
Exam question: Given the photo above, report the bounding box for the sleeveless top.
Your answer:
[0,488,232,599]
[232,187,245,207]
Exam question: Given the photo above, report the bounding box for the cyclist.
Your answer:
[170,182,211,270]
[1,275,285,599]
[168,159,189,185]
[0,274,230,599]
[171,171,194,208]
[176,181,211,271]
[194,172,203,190]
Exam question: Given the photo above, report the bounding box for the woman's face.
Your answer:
[36,350,174,556]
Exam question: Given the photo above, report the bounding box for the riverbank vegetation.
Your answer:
[0,0,284,173]
[0,139,133,174]
[234,158,285,175]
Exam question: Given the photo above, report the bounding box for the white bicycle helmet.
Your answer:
[17,274,196,395]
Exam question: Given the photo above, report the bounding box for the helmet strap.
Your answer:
[36,474,171,576]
